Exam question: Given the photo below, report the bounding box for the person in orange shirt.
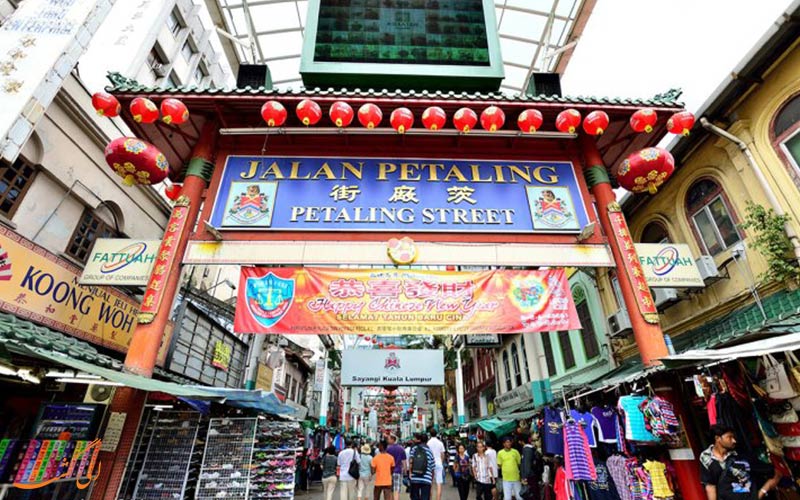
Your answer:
[372,441,396,500]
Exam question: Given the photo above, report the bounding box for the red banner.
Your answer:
[234,267,580,335]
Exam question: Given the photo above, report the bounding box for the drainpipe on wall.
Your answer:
[699,117,800,262]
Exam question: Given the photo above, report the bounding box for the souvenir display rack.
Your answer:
[196,418,257,500]
[249,421,303,500]
[132,410,202,500]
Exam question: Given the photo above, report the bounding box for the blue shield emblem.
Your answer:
[245,272,295,329]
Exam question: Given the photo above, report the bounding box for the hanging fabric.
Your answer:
[642,460,674,499]
[570,409,598,448]
[544,407,565,456]
[618,396,659,443]
[591,406,619,444]
[563,420,597,481]
[587,462,621,500]
[606,455,633,500]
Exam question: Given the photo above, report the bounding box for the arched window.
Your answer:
[686,178,741,255]
[519,336,530,383]
[511,343,522,387]
[774,94,800,173]
[641,221,670,244]
[502,350,512,392]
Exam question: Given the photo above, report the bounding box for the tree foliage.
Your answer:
[740,201,800,283]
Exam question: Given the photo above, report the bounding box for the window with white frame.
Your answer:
[182,41,196,62]
[686,178,741,255]
[167,8,183,37]
[511,343,522,387]
[502,350,511,392]
[774,95,800,174]
[519,336,530,383]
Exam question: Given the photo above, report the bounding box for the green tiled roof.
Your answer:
[0,312,120,369]
[106,72,685,108]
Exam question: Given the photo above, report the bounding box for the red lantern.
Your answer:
[517,109,543,133]
[583,110,609,136]
[160,98,189,125]
[480,106,505,132]
[104,137,170,187]
[378,342,384,348]
[616,147,675,195]
[130,97,159,124]
[372,338,378,344]
[453,107,478,133]
[357,103,382,129]
[296,99,322,126]
[91,92,120,117]
[329,101,354,128]
[630,108,658,133]
[261,100,287,127]
[422,106,447,131]
[165,183,182,201]
[667,111,695,136]
[555,109,581,133]
[390,107,414,134]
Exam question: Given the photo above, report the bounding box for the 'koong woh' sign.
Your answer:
[209,156,591,233]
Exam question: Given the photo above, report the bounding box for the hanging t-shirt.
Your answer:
[588,462,621,500]
[544,407,565,456]
[563,420,596,481]
[643,460,674,499]
[606,455,633,500]
[571,409,598,447]
[618,396,659,443]
[591,406,619,444]
[554,466,569,500]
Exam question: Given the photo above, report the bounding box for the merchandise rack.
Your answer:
[249,421,302,500]
[132,410,201,500]
[196,418,257,500]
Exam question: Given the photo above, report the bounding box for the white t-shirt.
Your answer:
[337,448,360,481]
[485,448,498,476]
[427,437,446,466]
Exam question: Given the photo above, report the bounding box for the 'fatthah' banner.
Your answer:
[234,267,580,335]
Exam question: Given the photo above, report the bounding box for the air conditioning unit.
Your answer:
[653,288,679,309]
[607,310,633,337]
[83,384,116,405]
[696,255,720,283]
[151,62,168,77]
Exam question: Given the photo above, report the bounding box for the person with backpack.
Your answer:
[409,433,436,500]
[322,446,339,500]
[338,441,361,500]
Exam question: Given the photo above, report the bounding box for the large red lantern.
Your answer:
[160,98,189,125]
[667,111,695,136]
[583,110,609,136]
[91,92,120,117]
[616,147,675,195]
[453,107,478,133]
[630,108,658,133]
[329,101,354,128]
[390,107,414,134]
[422,106,447,131]
[480,106,505,132]
[104,137,170,187]
[165,183,182,201]
[517,109,543,133]
[555,109,581,133]
[261,100,287,127]
[296,99,322,126]
[130,97,159,124]
[358,103,382,129]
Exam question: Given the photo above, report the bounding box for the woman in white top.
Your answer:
[471,441,496,500]
[357,444,373,500]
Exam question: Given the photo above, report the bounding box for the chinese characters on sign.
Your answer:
[607,203,660,324]
[234,267,581,335]
[138,198,190,324]
[212,341,232,371]
[210,157,591,233]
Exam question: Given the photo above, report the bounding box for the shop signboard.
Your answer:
[211,341,232,371]
[464,334,502,348]
[100,412,126,453]
[78,239,160,286]
[234,267,581,335]
[494,383,533,410]
[0,226,170,365]
[634,243,704,288]
[209,156,591,234]
[313,359,326,391]
[255,363,274,392]
[342,349,444,386]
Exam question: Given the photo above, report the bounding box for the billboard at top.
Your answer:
[210,156,591,234]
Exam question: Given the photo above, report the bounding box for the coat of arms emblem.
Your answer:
[245,272,295,328]
[384,352,401,370]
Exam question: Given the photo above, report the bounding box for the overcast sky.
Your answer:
[560,0,793,114]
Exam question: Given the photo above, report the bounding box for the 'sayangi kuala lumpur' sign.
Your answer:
[209,156,591,233]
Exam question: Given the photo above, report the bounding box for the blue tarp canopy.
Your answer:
[185,387,297,416]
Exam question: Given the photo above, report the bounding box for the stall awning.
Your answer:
[662,331,800,368]
[186,387,297,416]
[475,418,517,437]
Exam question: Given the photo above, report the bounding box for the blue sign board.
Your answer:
[209,156,590,233]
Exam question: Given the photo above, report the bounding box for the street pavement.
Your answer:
[296,479,464,500]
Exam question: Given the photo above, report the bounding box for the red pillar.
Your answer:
[91,122,218,500]
[580,135,668,366]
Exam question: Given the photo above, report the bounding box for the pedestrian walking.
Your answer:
[372,441,396,500]
[322,446,339,500]
[386,434,407,500]
[409,433,436,500]
[358,443,374,500]
[454,444,472,500]
[338,441,361,500]
[448,440,458,487]
[428,429,447,500]
[485,441,499,500]
[472,441,496,500]
[497,437,523,500]
[520,435,543,500]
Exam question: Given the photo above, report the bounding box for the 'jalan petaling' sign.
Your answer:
[209,156,591,233]
[79,239,160,286]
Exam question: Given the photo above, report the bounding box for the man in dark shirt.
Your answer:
[700,425,780,500]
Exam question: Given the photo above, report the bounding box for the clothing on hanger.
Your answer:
[563,420,597,481]
[618,396,659,443]
[544,407,566,456]
[587,462,621,500]
[643,460,674,499]
[707,393,718,426]
[554,465,569,500]
[570,409,598,448]
[606,455,633,500]
[591,406,619,444]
